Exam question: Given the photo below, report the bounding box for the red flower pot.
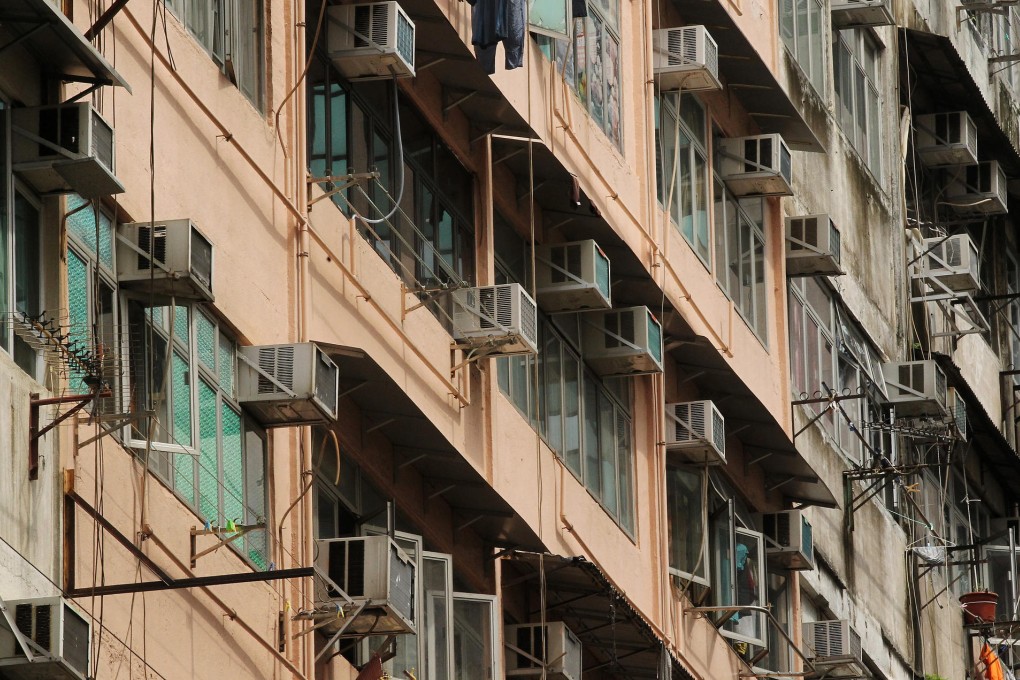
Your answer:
[960,591,998,625]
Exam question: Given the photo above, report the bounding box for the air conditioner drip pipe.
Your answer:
[356,78,405,226]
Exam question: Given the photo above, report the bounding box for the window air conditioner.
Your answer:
[802,620,866,678]
[327,1,415,79]
[581,306,663,376]
[946,161,1008,215]
[948,387,967,441]
[830,0,894,28]
[237,343,339,426]
[452,284,539,355]
[918,234,980,293]
[915,111,979,167]
[717,134,794,197]
[505,621,582,680]
[313,535,416,636]
[785,214,843,277]
[0,596,91,680]
[535,239,612,313]
[881,360,949,418]
[664,400,725,464]
[117,219,214,302]
[11,102,123,197]
[762,510,814,570]
[651,25,721,92]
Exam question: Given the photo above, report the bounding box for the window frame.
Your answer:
[779,0,826,95]
[657,94,712,266]
[833,28,882,177]
[451,592,502,680]
[713,184,768,343]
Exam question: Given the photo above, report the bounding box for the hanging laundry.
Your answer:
[982,643,1006,680]
[468,0,525,74]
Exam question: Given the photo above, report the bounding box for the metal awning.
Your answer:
[317,343,546,552]
[502,551,695,680]
[900,28,1020,178]
[0,0,130,91]
[672,0,823,152]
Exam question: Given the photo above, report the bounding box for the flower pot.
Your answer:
[960,591,998,625]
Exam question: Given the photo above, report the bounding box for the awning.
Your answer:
[502,551,694,680]
[900,29,1020,177]
[934,353,1020,504]
[489,137,837,508]
[672,0,823,152]
[317,343,546,553]
[0,0,131,92]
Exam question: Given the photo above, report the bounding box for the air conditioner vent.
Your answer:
[452,284,539,355]
[651,25,721,92]
[0,596,92,680]
[117,219,215,303]
[664,400,725,464]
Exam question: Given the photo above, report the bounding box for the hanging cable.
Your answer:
[355,78,406,226]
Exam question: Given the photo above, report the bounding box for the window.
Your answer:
[779,0,825,94]
[65,195,118,397]
[306,70,476,304]
[1008,254,1020,385]
[833,30,881,176]
[495,241,634,534]
[452,593,501,680]
[165,0,264,108]
[666,464,708,587]
[128,302,268,567]
[788,278,889,464]
[713,184,767,341]
[656,95,711,265]
[536,0,622,149]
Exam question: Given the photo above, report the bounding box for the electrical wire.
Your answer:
[355,79,406,226]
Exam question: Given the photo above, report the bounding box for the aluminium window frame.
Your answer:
[657,94,712,267]
[451,591,503,680]
[833,28,882,177]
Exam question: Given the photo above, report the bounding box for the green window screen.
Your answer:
[67,194,113,269]
[173,453,197,506]
[198,380,219,523]
[529,0,568,38]
[218,333,234,396]
[172,351,192,446]
[221,405,244,528]
[196,310,216,370]
[173,306,190,348]
[245,426,268,569]
[67,251,89,392]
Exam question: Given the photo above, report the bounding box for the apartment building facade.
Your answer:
[3,0,1020,679]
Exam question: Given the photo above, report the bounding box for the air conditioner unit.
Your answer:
[831,0,894,28]
[762,510,814,570]
[535,240,612,313]
[581,306,663,376]
[948,387,967,441]
[664,400,725,464]
[651,25,721,92]
[505,622,582,680]
[881,360,948,417]
[11,102,123,197]
[314,535,416,636]
[0,596,91,680]
[915,112,979,167]
[717,134,794,196]
[946,161,1008,215]
[237,343,339,426]
[116,219,214,302]
[452,284,539,355]
[802,620,867,678]
[786,214,843,277]
[327,1,415,79]
[917,234,980,293]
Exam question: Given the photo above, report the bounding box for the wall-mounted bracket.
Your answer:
[30,389,109,480]
[190,522,267,568]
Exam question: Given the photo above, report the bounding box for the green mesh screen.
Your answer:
[222,405,244,531]
[171,351,192,446]
[173,306,189,349]
[196,310,216,370]
[66,194,113,269]
[66,250,89,392]
[198,380,219,523]
[218,334,234,395]
[173,453,196,506]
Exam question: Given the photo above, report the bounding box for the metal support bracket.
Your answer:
[190,523,267,568]
[30,389,109,480]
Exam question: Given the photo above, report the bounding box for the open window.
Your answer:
[666,463,709,589]
[452,593,501,680]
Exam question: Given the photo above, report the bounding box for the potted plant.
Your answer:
[960,589,999,625]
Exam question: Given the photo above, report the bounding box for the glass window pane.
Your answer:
[616,411,633,533]
[244,424,268,567]
[67,250,90,391]
[587,15,604,127]
[598,391,618,516]
[583,375,600,489]
[197,309,217,370]
[425,557,453,678]
[453,597,496,680]
[174,305,190,349]
[218,332,235,395]
[529,0,568,37]
[563,355,582,475]
[544,336,563,453]
[667,465,706,581]
[172,350,193,447]
[222,404,244,529]
[198,379,219,522]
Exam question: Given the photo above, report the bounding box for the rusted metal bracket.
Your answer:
[190,522,267,568]
[30,389,109,480]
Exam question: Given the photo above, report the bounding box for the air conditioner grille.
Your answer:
[191,228,214,288]
[774,512,792,547]
[514,625,544,669]
[34,604,51,651]
[315,348,338,415]
[14,603,33,643]
[595,249,610,298]
[327,539,366,598]
[388,542,416,624]
[521,291,537,344]
[91,109,115,170]
[137,225,168,270]
[396,10,415,67]
[647,310,662,365]
[829,220,841,265]
[667,26,699,66]
[710,404,725,452]
[258,346,295,394]
[63,604,91,674]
